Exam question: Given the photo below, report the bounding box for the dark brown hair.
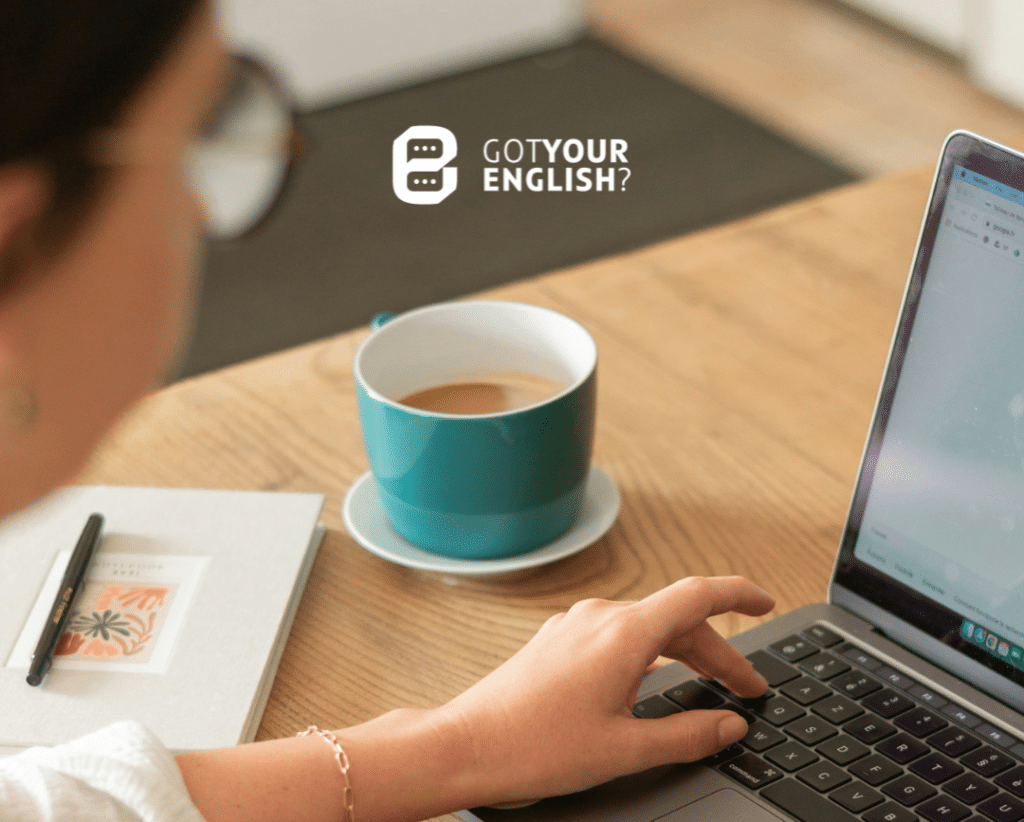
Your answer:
[0,0,202,274]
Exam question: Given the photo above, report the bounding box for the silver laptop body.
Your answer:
[461,131,1024,822]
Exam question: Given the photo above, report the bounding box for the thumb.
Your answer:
[634,709,749,767]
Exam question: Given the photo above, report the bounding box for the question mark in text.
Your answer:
[618,167,631,191]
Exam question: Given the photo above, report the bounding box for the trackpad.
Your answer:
[658,789,785,822]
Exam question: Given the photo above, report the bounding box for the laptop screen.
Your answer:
[835,133,1024,690]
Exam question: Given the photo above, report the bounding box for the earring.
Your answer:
[0,378,36,433]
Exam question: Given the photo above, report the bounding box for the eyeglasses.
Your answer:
[89,53,301,240]
[188,54,301,240]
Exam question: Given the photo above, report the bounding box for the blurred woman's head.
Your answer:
[1,1,205,271]
[0,1,229,515]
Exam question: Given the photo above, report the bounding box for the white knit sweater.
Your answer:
[0,722,206,821]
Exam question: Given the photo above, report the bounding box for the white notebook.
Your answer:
[0,485,325,753]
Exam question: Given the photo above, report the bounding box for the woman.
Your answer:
[0,2,774,819]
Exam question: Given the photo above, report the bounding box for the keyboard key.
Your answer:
[798,760,851,792]
[633,694,681,718]
[742,721,787,752]
[850,753,904,785]
[813,694,865,725]
[771,635,820,662]
[975,724,1021,751]
[963,746,1014,777]
[761,777,861,822]
[943,704,983,729]
[864,801,921,822]
[803,624,844,647]
[844,713,897,744]
[876,666,919,691]
[882,773,938,806]
[916,794,972,822]
[996,765,1024,797]
[787,715,838,745]
[719,682,766,712]
[830,780,885,812]
[701,743,743,766]
[726,701,765,724]
[896,707,949,738]
[908,685,950,710]
[801,652,851,681]
[698,677,731,694]
[865,688,917,718]
[781,676,833,705]
[976,793,1024,821]
[663,680,724,710]
[945,772,999,804]
[766,740,819,772]
[909,751,964,784]
[718,752,784,789]
[929,726,982,757]
[753,695,806,726]
[831,669,883,699]
[816,734,870,765]
[878,732,930,763]
[840,644,884,671]
[747,650,800,687]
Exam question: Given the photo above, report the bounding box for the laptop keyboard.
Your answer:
[633,623,1024,822]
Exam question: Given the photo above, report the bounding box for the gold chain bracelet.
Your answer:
[298,725,355,822]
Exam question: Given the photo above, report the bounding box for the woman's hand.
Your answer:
[178,575,774,822]
[435,575,775,807]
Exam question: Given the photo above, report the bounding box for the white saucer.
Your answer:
[342,465,620,576]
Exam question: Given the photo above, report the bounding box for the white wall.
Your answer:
[842,0,1024,111]
[968,0,1024,110]
[217,0,586,110]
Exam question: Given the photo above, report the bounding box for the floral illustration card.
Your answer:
[8,553,207,674]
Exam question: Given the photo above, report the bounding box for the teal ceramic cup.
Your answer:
[354,301,597,560]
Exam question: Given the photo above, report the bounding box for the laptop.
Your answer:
[460,131,1024,822]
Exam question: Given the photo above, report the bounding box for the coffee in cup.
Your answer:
[354,301,597,560]
[398,372,566,416]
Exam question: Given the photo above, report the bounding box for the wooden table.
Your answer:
[80,165,934,820]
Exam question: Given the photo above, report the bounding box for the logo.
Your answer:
[482,138,630,192]
[987,633,999,651]
[999,640,1011,657]
[962,620,975,640]
[392,126,457,204]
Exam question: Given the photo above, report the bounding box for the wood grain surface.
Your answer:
[79,166,933,820]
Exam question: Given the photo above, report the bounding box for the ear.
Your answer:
[0,166,47,432]
[0,165,48,278]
